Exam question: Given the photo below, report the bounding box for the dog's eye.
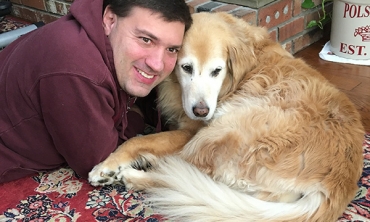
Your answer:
[211,67,222,77]
[181,64,193,74]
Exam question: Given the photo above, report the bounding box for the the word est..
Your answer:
[340,42,367,56]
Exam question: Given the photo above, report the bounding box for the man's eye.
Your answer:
[168,48,179,53]
[141,37,151,44]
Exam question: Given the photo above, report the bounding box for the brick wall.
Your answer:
[8,0,332,54]
[9,0,71,24]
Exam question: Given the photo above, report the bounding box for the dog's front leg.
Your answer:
[88,129,194,188]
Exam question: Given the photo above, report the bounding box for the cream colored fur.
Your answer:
[89,12,365,222]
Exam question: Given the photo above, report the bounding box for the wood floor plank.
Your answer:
[351,80,370,97]
[322,74,361,91]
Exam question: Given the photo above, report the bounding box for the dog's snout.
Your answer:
[192,101,209,117]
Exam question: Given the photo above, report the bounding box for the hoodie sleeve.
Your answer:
[123,110,146,138]
[37,75,119,178]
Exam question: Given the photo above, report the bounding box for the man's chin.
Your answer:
[126,88,151,97]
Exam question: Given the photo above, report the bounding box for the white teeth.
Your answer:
[138,69,154,79]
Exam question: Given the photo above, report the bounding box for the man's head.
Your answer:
[103,0,192,32]
[102,0,192,97]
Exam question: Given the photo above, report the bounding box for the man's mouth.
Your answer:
[138,69,154,79]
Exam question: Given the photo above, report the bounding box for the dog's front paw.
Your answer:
[118,154,159,190]
[88,155,130,186]
[88,153,158,187]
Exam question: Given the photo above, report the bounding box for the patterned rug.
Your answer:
[0,133,369,221]
[0,16,30,34]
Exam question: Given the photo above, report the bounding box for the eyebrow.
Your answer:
[136,28,183,49]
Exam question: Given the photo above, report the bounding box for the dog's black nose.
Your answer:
[193,101,209,117]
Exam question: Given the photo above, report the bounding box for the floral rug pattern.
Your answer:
[0,16,29,34]
[0,133,369,221]
[0,167,163,222]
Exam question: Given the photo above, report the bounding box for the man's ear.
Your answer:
[102,6,117,36]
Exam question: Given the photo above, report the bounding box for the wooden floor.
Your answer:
[295,38,370,133]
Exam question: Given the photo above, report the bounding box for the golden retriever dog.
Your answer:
[89,12,365,222]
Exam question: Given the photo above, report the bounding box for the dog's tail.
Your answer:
[143,155,323,222]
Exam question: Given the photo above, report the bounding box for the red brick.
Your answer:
[278,16,305,42]
[305,7,321,27]
[258,0,293,29]
[36,11,59,23]
[313,0,322,6]
[293,0,302,16]
[231,7,257,25]
[11,5,38,23]
[10,0,22,4]
[187,0,211,13]
[21,0,46,11]
[11,4,59,24]
[292,28,323,53]
[269,28,278,42]
[213,4,240,12]
[45,0,70,15]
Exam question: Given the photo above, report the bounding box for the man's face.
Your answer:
[103,6,185,97]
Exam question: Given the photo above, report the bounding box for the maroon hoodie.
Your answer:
[0,0,160,183]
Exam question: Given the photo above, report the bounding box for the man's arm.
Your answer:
[38,75,119,178]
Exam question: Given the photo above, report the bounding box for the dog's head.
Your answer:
[174,12,269,121]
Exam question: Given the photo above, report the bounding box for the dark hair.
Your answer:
[103,0,192,32]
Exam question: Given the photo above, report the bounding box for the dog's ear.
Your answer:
[217,12,293,100]
[227,43,255,85]
[219,13,260,90]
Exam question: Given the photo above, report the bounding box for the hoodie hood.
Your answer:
[69,0,115,74]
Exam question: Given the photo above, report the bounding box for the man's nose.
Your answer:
[146,48,165,72]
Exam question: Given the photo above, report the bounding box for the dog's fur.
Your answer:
[89,12,365,222]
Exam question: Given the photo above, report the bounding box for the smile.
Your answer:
[138,69,154,79]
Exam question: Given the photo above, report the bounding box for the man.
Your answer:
[0,0,192,183]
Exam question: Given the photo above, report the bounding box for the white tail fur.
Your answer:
[142,156,323,222]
